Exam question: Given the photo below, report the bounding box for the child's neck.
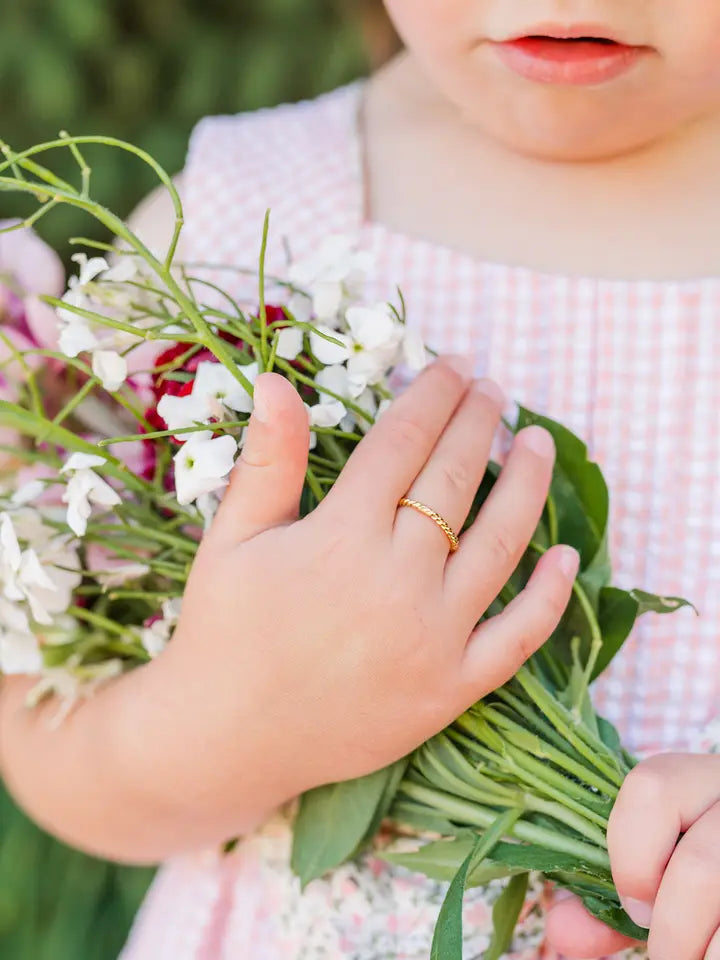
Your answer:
[362,53,720,280]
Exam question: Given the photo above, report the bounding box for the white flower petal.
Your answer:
[346,305,401,351]
[315,364,351,398]
[92,350,128,392]
[309,399,347,428]
[287,293,312,324]
[275,327,304,361]
[0,629,42,674]
[312,282,344,322]
[71,253,109,286]
[0,513,21,570]
[59,319,98,358]
[309,327,351,365]
[95,563,150,589]
[11,480,45,506]
[193,361,258,415]
[157,391,212,431]
[173,433,238,505]
[0,597,30,632]
[62,452,107,473]
[402,328,430,371]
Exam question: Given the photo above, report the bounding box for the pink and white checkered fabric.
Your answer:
[120,83,720,960]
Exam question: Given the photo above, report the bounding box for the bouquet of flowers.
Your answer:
[0,136,691,957]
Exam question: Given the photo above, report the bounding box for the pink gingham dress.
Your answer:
[120,82,720,960]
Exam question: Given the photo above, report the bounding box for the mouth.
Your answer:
[490,27,648,86]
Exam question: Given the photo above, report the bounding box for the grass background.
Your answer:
[0,1,378,955]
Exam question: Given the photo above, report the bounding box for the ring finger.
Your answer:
[393,378,504,566]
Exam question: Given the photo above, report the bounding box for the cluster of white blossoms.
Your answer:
[0,502,82,675]
[1,232,428,693]
[154,234,429,505]
[57,253,156,392]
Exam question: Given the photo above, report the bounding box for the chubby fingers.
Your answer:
[607,753,720,959]
[545,894,638,958]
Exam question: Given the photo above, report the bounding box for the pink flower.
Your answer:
[0,220,65,355]
[0,220,65,298]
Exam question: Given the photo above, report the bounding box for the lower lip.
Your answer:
[491,37,645,86]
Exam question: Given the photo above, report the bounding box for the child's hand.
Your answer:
[0,356,578,861]
[546,753,720,959]
[126,357,576,838]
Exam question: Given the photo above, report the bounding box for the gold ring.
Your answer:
[397,497,460,553]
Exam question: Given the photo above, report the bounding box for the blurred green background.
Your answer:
[0,1,372,956]
[1,0,374,260]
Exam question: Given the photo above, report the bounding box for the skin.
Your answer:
[374,1,720,955]
[0,363,577,862]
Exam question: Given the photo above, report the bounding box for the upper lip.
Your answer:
[502,23,628,44]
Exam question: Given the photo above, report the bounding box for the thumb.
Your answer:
[211,372,310,544]
[545,893,639,958]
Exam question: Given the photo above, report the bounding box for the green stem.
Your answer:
[398,782,610,871]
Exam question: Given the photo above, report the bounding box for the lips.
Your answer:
[490,29,648,86]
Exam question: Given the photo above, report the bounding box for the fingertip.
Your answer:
[555,544,581,579]
[517,424,556,459]
[545,897,638,958]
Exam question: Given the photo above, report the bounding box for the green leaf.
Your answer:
[596,716,623,755]
[291,764,399,888]
[382,836,519,886]
[631,589,696,618]
[430,810,520,960]
[358,756,409,847]
[484,873,529,960]
[592,586,696,680]
[516,407,609,580]
[579,894,649,941]
[592,587,639,678]
[483,842,613,883]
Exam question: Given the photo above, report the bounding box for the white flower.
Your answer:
[309,326,352,365]
[310,304,408,396]
[0,513,80,627]
[11,479,45,506]
[92,350,127,392]
[193,360,259,415]
[308,398,347,428]
[401,327,430,371]
[61,454,121,537]
[157,362,259,432]
[288,235,374,323]
[95,562,150,589]
[58,313,99,358]
[140,597,182,658]
[275,326,304,361]
[173,431,238,505]
[315,365,377,433]
[344,304,405,391]
[71,253,110,286]
[0,626,42,674]
[61,452,107,471]
[157,391,212,432]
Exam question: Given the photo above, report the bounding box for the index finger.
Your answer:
[327,356,474,524]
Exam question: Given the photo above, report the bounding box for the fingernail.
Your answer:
[620,897,653,929]
[474,378,505,407]
[521,425,555,458]
[443,354,475,380]
[252,377,270,423]
[558,546,580,579]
